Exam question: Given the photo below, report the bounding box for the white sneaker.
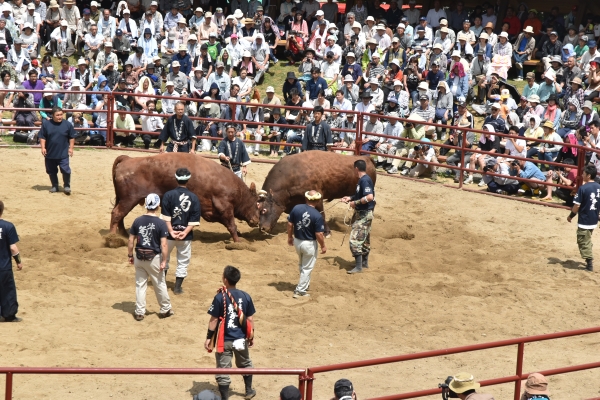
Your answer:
[253,151,259,156]
[514,77,523,81]
[441,133,447,141]
[478,180,486,187]
[516,62,523,69]
[387,167,398,174]
[464,175,473,184]
[400,168,408,176]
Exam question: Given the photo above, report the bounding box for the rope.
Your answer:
[319,200,343,214]
[340,205,353,246]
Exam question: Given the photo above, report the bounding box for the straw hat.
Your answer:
[244,17,254,24]
[484,22,494,29]
[542,120,554,130]
[448,373,480,394]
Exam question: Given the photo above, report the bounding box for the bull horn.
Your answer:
[258,190,267,198]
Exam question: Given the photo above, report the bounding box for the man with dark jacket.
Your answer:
[540,31,562,70]
[282,71,303,103]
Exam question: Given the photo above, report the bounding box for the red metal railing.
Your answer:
[3,89,596,210]
[1,327,599,399]
[303,326,600,400]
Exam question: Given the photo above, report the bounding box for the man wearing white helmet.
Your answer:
[127,193,173,322]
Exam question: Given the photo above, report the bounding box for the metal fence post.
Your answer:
[513,342,525,400]
[5,372,12,400]
[575,145,587,190]
[305,370,314,400]
[458,127,467,189]
[106,93,114,148]
[355,113,362,155]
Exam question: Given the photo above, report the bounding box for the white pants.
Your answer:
[166,239,192,278]
[135,254,171,316]
[234,170,243,179]
[377,143,398,163]
[254,131,262,152]
[294,238,318,294]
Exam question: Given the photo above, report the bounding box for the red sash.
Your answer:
[211,286,254,353]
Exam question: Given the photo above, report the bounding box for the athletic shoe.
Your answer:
[293,291,310,298]
[64,187,71,195]
[496,189,508,195]
[532,189,541,196]
[464,175,473,184]
[387,167,399,174]
[430,172,438,181]
[515,62,523,69]
[134,314,144,321]
[400,168,408,176]
[518,188,526,195]
[211,146,217,152]
[514,77,523,81]
[49,186,58,193]
[253,151,259,156]
[478,180,486,187]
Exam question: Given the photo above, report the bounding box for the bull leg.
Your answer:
[316,200,331,238]
[110,198,141,237]
[223,213,241,242]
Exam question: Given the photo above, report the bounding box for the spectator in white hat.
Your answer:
[310,9,329,33]
[49,20,75,58]
[373,24,391,53]
[118,8,138,45]
[493,31,513,57]
[368,78,384,109]
[340,74,360,106]
[251,33,269,83]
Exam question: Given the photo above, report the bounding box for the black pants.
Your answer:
[114,134,136,147]
[0,269,18,319]
[555,187,575,206]
[142,129,162,149]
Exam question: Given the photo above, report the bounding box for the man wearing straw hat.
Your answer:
[218,123,251,179]
[287,190,326,298]
[160,167,200,295]
[448,372,495,400]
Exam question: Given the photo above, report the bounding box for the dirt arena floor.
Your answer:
[1,148,600,400]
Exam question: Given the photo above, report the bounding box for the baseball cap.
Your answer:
[491,102,501,109]
[326,51,334,58]
[27,2,35,9]
[280,386,301,400]
[316,10,324,16]
[145,193,160,210]
[485,158,497,168]
[419,94,429,101]
[118,78,126,83]
[216,61,224,68]
[166,81,174,86]
[589,40,597,47]
[83,8,90,14]
[419,16,427,21]
[334,379,354,399]
[116,29,123,35]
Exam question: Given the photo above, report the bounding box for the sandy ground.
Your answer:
[0,147,599,400]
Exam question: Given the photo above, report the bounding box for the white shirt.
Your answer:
[118,17,138,38]
[84,32,103,49]
[426,8,447,28]
[161,90,180,113]
[126,53,147,68]
[373,32,391,52]
[141,111,164,132]
[356,101,375,119]
[505,137,526,158]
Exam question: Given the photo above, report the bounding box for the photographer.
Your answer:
[483,158,520,195]
[444,372,495,400]
[406,139,438,180]
[549,159,577,206]
[284,30,305,66]
[510,158,554,197]
[387,114,426,175]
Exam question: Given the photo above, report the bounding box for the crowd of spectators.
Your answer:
[2,0,600,203]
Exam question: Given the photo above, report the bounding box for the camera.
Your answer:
[438,376,458,400]
[414,144,422,151]
[405,123,413,128]
[511,160,519,168]
[483,166,491,173]
[370,62,376,67]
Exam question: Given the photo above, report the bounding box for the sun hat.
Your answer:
[234,9,243,19]
[376,24,385,30]
[195,7,203,13]
[433,43,443,50]
[499,31,509,38]
[417,81,429,90]
[369,77,379,85]
[205,11,212,18]
[242,50,251,57]
[440,19,448,26]
[367,38,377,45]
[286,71,297,80]
[366,16,374,22]
[451,50,461,58]
[77,57,86,65]
[344,74,354,82]
[484,22,494,29]
[265,86,275,93]
[178,44,187,51]
[491,102,501,109]
[542,120,554,130]
[390,58,400,67]
[419,94,429,101]
[372,52,380,59]
[316,9,324,16]
[346,52,355,58]
[145,193,160,209]
[526,71,535,79]
[122,8,130,14]
[583,100,594,109]
[393,80,403,87]
[27,3,35,9]
[165,81,174,86]
[171,60,180,67]
[361,91,372,98]
[448,373,480,394]
[391,37,399,43]
[244,17,254,24]
[528,94,540,103]
[479,32,489,40]
[523,26,534,34]
[60,20,68,26]
[71,80,81,87]
[440,27,448,33]
[397,23,406,29]
[215,61,224,68]
[523,373,549,395]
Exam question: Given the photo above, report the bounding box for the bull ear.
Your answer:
[249,182,257,195]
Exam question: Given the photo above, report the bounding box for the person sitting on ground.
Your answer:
[483,158,521,195]
[387,114,426,175]
[333,379,357,400]
[510,158,554,198]
[520,372,550,400]
[448,372,495,400]
[465,124,500,185]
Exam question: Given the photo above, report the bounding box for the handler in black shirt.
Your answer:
[342,159,376,274]
[301,105,333,151]
[568,165,600,272]
[38,107,76,194]
[0,201,24,322]
[160,168,201,295]
[218,124,251,179]
[287,190,327,298]
[127,193,173,321]
[159,102,197,153]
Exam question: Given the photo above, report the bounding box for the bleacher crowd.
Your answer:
[1,0,600,203]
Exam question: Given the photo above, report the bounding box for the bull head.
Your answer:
[257,189,285,233]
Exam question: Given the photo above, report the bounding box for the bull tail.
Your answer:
[112,155,130,206]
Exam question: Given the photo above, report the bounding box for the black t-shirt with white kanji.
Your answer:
[160,187,201,241]
[0,219,18,271]
[574,181,600,229]
[287,204,324,241]
[208,289,256,342]
[129,215,169,254]
[351,174,376,211]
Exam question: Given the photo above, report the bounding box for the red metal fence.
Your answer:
[3,88,594,210]
[1,327,599,399]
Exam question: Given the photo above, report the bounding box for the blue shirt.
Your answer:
[0,219,18,271]
[129,215,168,254]
[160,187,201,241]
[287,204,324,241]
[306,77,327,100]
[352,174,376,211]
[574,181,600,229]
[208,289,256,341]
[426,70,444,90]
[38,119,77,159]
[517,161,546,181]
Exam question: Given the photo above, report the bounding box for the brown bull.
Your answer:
[110,153,260,242]
[257,152,377,236]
